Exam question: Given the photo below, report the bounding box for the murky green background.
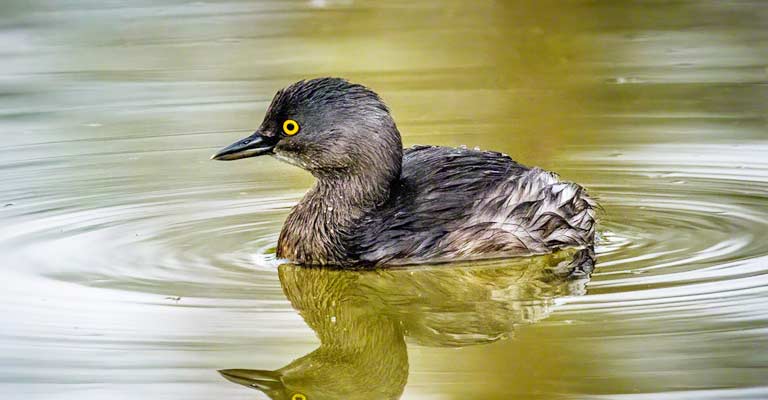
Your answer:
[1,1,767,399]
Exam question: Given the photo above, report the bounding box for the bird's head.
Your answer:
[211,78,402,180]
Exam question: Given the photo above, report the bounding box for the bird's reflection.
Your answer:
[220,249,592,399]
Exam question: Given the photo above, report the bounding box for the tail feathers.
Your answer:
[475,168,597,252]
[437,168,598,262]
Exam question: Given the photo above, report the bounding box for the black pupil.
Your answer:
[287,122,295,130]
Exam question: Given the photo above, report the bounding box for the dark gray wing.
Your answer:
[349,145,531,263]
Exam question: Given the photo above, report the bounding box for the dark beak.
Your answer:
[218,369,285,392]
[210,131,279,161]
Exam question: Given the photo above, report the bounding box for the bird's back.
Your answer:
[350,145,597,265]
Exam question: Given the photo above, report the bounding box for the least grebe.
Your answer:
[212,78,597,269]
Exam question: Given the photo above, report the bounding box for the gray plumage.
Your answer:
[213,77,597,269]
[351,145,597,265]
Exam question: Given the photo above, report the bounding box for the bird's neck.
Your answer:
[277,169,397,264]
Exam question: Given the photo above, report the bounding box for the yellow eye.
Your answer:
[291,394,307,400]
[283,119,300,135]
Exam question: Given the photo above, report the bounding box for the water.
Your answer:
[1,1,767,399]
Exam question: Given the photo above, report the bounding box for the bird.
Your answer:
[212,77,597,271]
